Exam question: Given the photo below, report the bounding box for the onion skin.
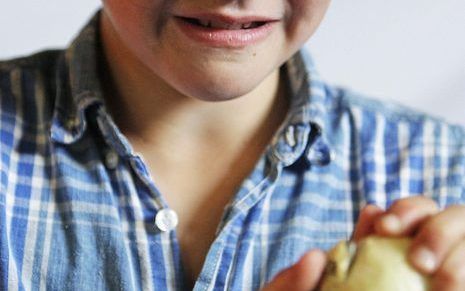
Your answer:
[321,236,431,291]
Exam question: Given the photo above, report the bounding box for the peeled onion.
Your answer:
[321,236,430,291]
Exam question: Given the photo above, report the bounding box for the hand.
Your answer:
[353,196,465,291]
[261,250,327,291]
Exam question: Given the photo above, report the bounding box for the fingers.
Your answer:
[261,249,327,291]
[351,197,465,290]
[352,204,384,242]
[408,205,465,274]
[374,196,439,236]
[433,240,465,291]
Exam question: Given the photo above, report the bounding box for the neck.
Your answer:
[99,14,289,155]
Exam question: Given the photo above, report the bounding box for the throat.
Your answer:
[123,70,290,289]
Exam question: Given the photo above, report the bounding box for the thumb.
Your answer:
[262,249,327,291]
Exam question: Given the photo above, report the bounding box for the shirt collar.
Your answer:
[49,11,334,167]
[287,49,330,132]
[51,11,104,144]
[267,50,334,167]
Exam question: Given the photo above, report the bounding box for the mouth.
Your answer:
[176,16,269,30]
[173,14,278,48]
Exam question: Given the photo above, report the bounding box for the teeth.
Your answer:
[241,22,253,29]
[209,20,241,29]
[229,23,244,30]
[196,19,260,30]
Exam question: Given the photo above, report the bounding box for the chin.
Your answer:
[186,83,258,102]
[176,72,270,102]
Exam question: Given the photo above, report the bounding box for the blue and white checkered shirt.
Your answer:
[1,12,465,291]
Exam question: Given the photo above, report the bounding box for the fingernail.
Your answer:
[381,214,402,233]
[410,246,437,273]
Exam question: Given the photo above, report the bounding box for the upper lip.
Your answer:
[173,12,280,25]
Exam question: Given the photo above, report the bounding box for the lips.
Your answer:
[173,14,278,48]
[178,16,268,30]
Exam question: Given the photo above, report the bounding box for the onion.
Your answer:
[321,236,430,291]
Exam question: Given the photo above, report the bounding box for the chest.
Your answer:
[10,136,460,290]
[136,142,274,285]
[148,163,253,288]
[3,152,385,291]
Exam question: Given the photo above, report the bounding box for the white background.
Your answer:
[1,1,464,126]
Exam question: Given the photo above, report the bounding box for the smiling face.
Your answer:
[100,0,331,101]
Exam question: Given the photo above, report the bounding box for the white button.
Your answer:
[105,150,119,170]
[155,208,179,232]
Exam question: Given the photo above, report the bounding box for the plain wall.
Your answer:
[309,0,465,126]
[1,1,464,125]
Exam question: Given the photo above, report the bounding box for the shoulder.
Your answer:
[0,50,64,127]
[323,86,465,202]
[0,50,62,71]
[325,86,465,148]
[0,50,64,88]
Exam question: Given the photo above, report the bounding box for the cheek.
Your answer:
[285,0,331,42]
[103,1,163,52]
[288,0,312,11]
[103,0,168,35]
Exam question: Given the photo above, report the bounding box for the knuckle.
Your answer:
[435,268,465,289]
[390,198,407,209]
[388,199,410,214]
[445,204,465,214]
[409,196,438,211]
[418,223,449,248]
[419,206,465,243]
[390,196,437,213]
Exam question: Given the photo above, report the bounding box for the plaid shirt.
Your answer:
[1,12,464,291]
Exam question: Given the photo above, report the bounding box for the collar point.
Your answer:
[50,117,86,144]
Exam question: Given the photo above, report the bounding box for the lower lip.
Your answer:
[174,18,276,48]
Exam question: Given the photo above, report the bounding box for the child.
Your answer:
[1,0,464,290]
